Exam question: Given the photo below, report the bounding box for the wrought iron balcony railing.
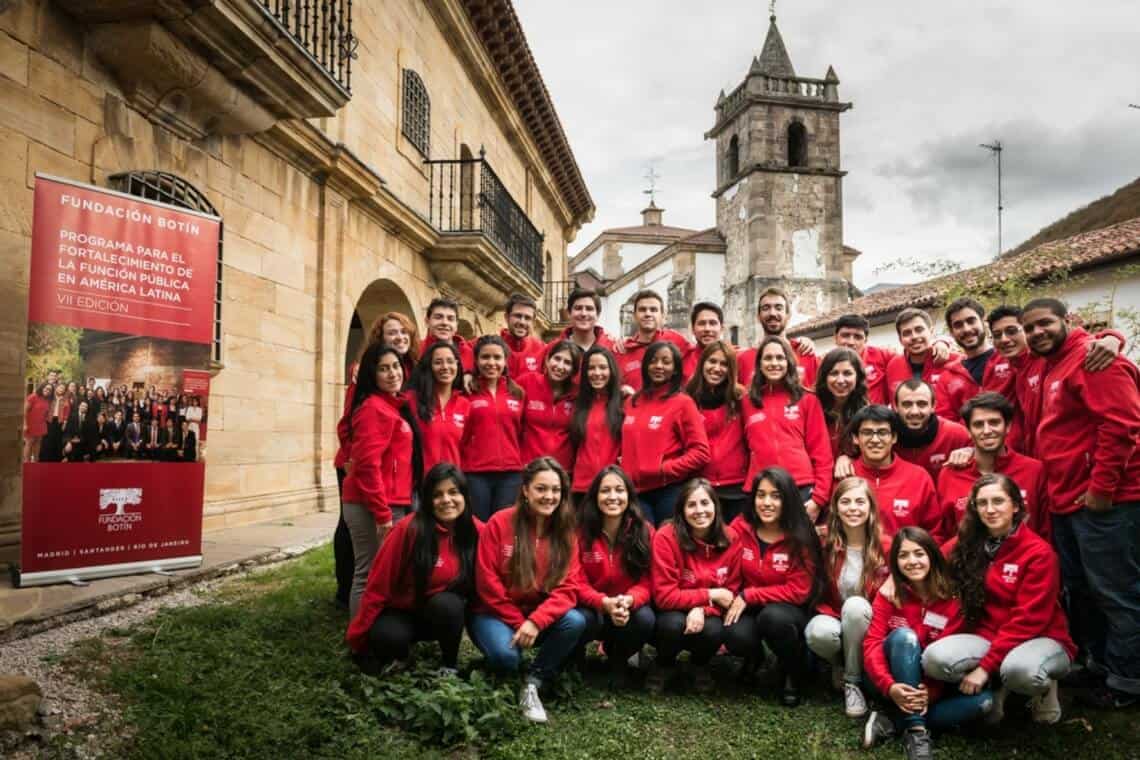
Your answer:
[426,155,544,284]
[259,0,357,92]
[541,279,574,324]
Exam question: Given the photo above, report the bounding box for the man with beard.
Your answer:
[1022,297,1140,710]
[848,405,940,538]
[934,391,1049,542]
[616,289,689,391]
[499,293,547,377]
[737,287,818,387]
[986,304,1124,458]
[892,379,972,482]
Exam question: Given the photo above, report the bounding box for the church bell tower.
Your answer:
[707,13,857,345]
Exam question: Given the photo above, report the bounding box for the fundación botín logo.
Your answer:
[98,488,144,532]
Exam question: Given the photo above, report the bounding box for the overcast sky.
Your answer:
[514,1,1140,287]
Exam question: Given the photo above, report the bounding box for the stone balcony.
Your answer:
[55,0,356,140]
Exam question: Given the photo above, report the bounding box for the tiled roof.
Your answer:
[678,227,726,247]
[597,223,702,238]
[461,0,594,224]
[790,217,1140,335]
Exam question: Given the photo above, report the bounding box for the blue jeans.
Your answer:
[1052,503,1140,694]
[469,610,587,686]
[874,628,992,731]
[467,471,523,522]
[640,483,684,527]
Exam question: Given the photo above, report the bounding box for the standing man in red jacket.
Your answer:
[738,286,818,387]
[1023,297,1140,709]
[617,289,690,392]
[681,302,728,379]
[552,288,615,353]
[419,297,475,374]
[499,293,547,378]
[885,308,960,404]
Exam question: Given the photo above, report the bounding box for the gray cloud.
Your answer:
[515,0,1140,286]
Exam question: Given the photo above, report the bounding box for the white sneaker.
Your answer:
[436,666,459,678]
[844,682,869,718]
[1030,679,1062,724]
[862,711,894,749]
[627,651,641,669]
[985,685,1008,725]
[519,682,548,723]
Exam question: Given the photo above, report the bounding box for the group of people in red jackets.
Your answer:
[333,286,1140,759]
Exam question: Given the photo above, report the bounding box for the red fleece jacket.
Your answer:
[696,402,748,488]
[473,507,580,630]
[860,344,896,406]
[741,388,833,501]
[617,329,692,391]
[944,526,1076,675]
[420,335,475,374]
[896,419,972,483]
[345,515,483,652]
[886,351,957,406]
[341,392,414,521]
[738,340,819,388]
[934,450,1051,543]
[570,395,622,493]
[501,330,548,378]
[651,522,740,617]
[460,378,524,473]
[517,372,576,472]
[1035,329,1140,512]
[406,390,470,474]
[863,592,965,700]
[851,457,940,538]
[730,515,818,607]
[575,524,655,611]
[620,389,711,492]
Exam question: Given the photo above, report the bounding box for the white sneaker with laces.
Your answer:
[519,682,548,723]
[1030,679,1062,724]
[844,682,868,718]
[862,711,894,749]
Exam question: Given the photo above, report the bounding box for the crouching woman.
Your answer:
[470,457,584,723]
[345,463,480,674]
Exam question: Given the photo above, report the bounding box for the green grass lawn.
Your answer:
[57,546,1140,759]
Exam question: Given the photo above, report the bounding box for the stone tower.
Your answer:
[707,14,857,345]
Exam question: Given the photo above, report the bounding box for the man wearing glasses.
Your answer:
[848,405,940,538]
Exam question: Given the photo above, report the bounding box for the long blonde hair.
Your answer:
[825,477,886,596]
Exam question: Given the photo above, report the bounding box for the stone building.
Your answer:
[0,0,593,563]
[571,14,858,343]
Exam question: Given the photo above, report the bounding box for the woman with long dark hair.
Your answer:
[723,466,826,706]
[40,383,69,462]
[461,335,526,520]
[685,341,749,523]
[805,477,890,718]
[518,340,580,472]
[574,466,654,686]
[923,473,1075,726]
[742,336,833,524]
[340,343,421,617]
[345,463,481,674]
[621,342,711,526]
[23,382,51,462]
[569,347,623,497]
[409,341,470,474]
[470,457,585,723]
[649,478,739,694]
[815,347,869,460]
[861,527,988,760]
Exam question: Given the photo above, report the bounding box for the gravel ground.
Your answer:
[0,555,318,758]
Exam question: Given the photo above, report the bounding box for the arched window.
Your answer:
[402,69,430,157]
[107,171,223,362]
[787,122,807,168]
[726,134,740,180]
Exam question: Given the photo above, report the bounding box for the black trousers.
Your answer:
[366,591,467,668]
[334,467,353,605]
[578,605,656,667]
[654,610,725,666]
[722,602,809,680]
[715,485,749,525]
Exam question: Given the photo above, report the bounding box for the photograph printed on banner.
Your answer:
[22,324,211,465]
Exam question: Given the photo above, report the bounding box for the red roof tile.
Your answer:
[790,217,1140,335]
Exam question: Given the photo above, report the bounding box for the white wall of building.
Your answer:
[573,247,603,275]
[619,243,669,273]
[694,252,725,306]
[599,259,677,335]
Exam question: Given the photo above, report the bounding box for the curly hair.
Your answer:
[948,473,1026,626]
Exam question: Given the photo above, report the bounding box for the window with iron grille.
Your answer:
[107,171,224,363]
[402,69,430,157]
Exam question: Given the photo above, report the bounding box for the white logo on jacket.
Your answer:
[748,412,766,425]
[648,415,664,430]
[771,552,789,572]
[929,453,946,466]
[783,405,800,421]
[865,365,878,380]
[1001,563,1019,584]
[1027,374,1041,389]
[716,566,729,582]
[681,569,696,583]
[451,413,465,427]
[994,362,1011,377]
[892,498,910,517]
[471,399,490,410]
[583,551,605,564]
[506,398,521,412]
[501,544,513,559]
[525,357,539,371]
[742,547,755,562]
[624,415,635,426]
[528,400,546,412]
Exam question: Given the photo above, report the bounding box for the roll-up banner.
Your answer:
[17,174,219,587]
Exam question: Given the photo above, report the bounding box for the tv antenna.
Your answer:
[979,140,1003,256]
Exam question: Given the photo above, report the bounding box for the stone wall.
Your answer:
[0,0,579,561]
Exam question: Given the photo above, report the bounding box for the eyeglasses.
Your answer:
[858,429,893,440]
[993,326,1023,338]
